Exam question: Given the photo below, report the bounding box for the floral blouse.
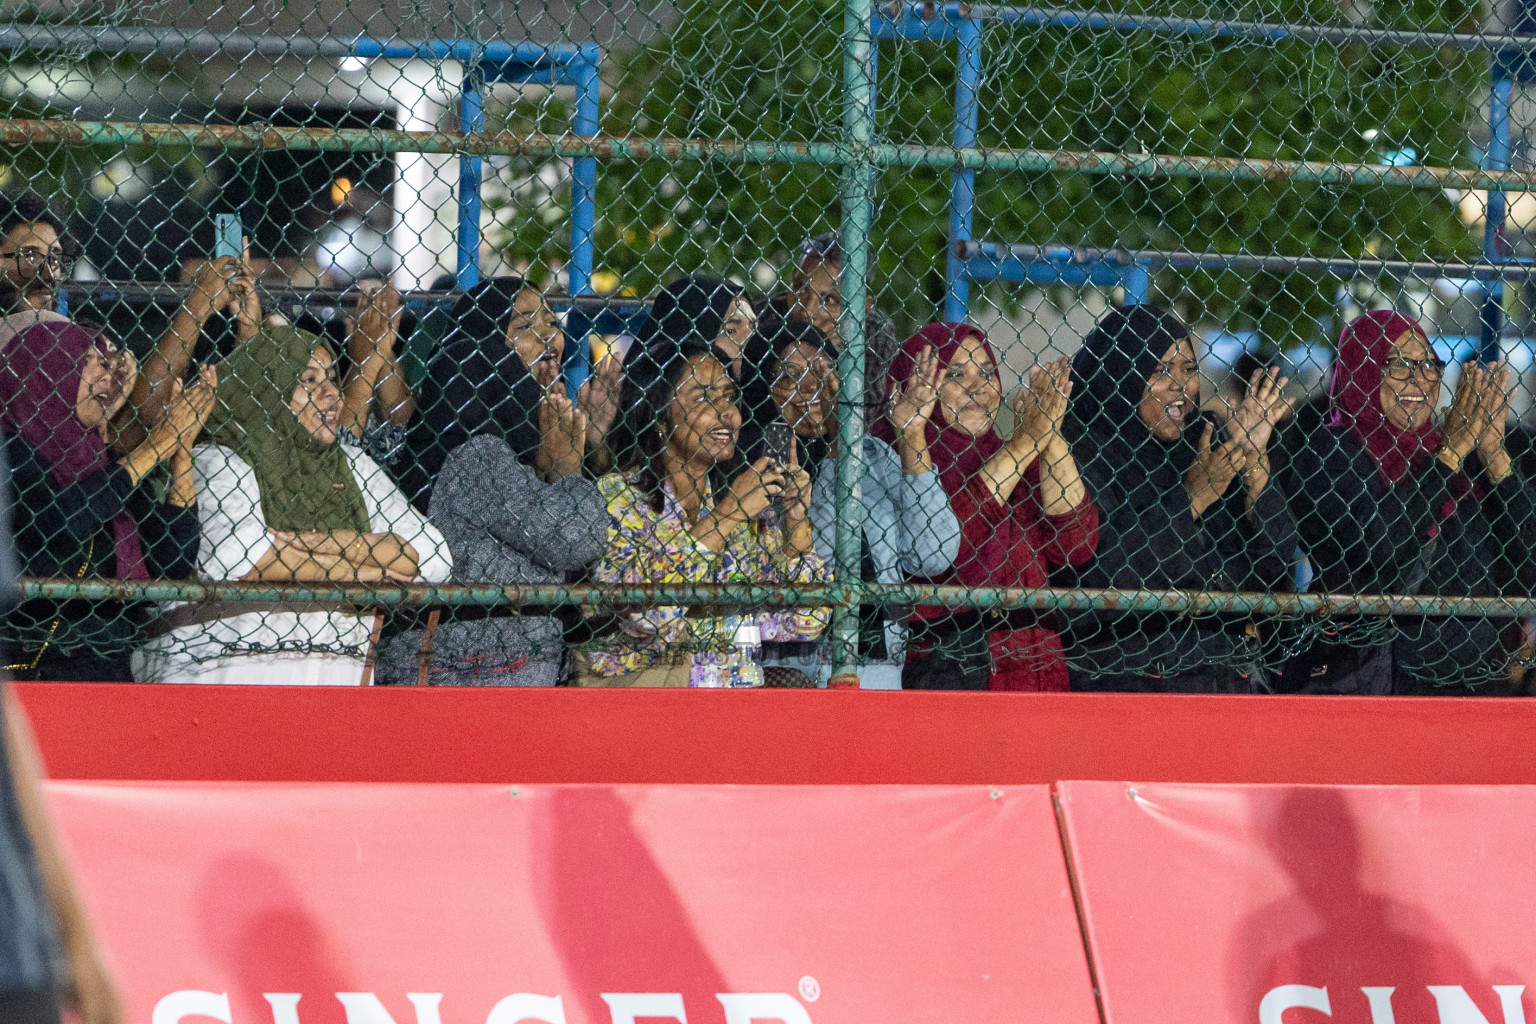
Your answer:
[587,473,832,682]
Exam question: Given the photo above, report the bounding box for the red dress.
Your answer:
[914,465,1100,691]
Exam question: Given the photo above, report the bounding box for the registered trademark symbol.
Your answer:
[798,977,820,1002]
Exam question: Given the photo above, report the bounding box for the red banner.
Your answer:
[1057,781,1536,1024]
[45,782,1098,1024]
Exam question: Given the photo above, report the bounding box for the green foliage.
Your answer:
[485,0,1488,346]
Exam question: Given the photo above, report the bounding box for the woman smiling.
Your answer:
[580,340,830,686]
[134,326,452,685]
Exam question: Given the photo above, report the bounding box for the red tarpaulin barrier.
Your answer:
[45,781,1099,1024]
[20,684,1536,786]
[1056,781,1536,1024]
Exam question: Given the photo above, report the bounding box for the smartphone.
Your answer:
[763,421,796,523]
[214,214,243,259]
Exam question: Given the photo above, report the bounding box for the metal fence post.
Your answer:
[833,0,876,678]
[566,45,601,397]
[944,11,981,324]
[456,52,485,292]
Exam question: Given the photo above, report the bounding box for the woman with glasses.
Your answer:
[1274,310,1536,694]
[1061,306,1298,692]
[753,318,959,688]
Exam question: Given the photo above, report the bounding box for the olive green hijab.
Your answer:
[208,325,370,534]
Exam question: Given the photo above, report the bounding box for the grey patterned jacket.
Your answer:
[378,435,608,686]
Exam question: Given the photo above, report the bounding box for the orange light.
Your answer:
[331,177,354,206]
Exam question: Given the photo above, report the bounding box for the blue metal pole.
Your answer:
[456,60,484,292]
[1122,262,1149,304]
[944,13,981,323]
[566,47,600,398]
[1479,71,1512,363]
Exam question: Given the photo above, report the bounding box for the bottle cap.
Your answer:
[734,621,762,644]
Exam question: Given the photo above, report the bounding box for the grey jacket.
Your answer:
[807,436,962,665]
[378,435,608,685]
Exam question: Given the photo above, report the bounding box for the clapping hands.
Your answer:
[1013,356,1073,445]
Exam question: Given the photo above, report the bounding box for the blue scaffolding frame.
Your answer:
[873,1,1525,359]
[7,28,602,386]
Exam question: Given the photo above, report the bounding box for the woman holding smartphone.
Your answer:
[750,317,960,688]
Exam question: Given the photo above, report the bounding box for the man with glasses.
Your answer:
[757,232,897,425]
[0,191,255,453]
[0,193,76,315]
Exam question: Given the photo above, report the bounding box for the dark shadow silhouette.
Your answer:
[196,853,355,1024]
[533,788,731,1024]
[1225,789,1519,1024]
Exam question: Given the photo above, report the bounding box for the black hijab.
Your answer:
[639,274,742,354]
[402,276,545,508]
[747,316,835,479]
[1067,304,1202,497]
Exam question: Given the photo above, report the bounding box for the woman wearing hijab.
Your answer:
[889,323,1099,691]
[1062,305,1298,692]
[0,314,213,680]
[1275,310,1535,694]
[755,318,960,688]
[133,325,452,685]
[639,274,758,381]
[399,276,620,509]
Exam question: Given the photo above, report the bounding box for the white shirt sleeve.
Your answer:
[193,445,270,582]
[347,448,454,583]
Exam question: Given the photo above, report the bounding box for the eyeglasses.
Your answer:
[1,246,71,273]
[1383,357,1443,381]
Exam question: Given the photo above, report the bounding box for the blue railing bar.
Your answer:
[876,2,1536,52]
[456,57,485,293]
[943,14,983,322]
[565,50,602,400]
[959,242,1536,281]
[1480,69,1515,363]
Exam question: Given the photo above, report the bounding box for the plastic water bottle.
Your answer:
[730,621,765,688]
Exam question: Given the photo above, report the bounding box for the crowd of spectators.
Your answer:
[1,190,1534,694]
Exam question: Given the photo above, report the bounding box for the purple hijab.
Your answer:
[0,317,147,579]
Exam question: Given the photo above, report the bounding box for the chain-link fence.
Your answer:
[0,0,1534,692]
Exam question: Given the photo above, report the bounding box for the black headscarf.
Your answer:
[746,316,835,479]
[402,276,545,509]
[1066,304,1202,497]
[639,275,743,355]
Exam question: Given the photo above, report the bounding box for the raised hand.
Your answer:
[1014,356,1073,443]
[1226,366,1294,456]
[227,237,261,340]
[1441,362,1489,469]
[154,363,218,457]
[1476,360,1514,455]
[1186,422,1249,520]
[578,351,624,443]
[184,255,241,318]
[537,387,587,480]
[889,344,940,435]
[349,281,403,359]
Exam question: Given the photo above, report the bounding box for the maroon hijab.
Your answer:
[1327,310,1444,486]
[881,322,1007,497]
[0,321,147,579]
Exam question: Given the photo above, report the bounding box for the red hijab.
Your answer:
[881,322,1007,497]
[1327,310,1443,486]
[0,321,148,579]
